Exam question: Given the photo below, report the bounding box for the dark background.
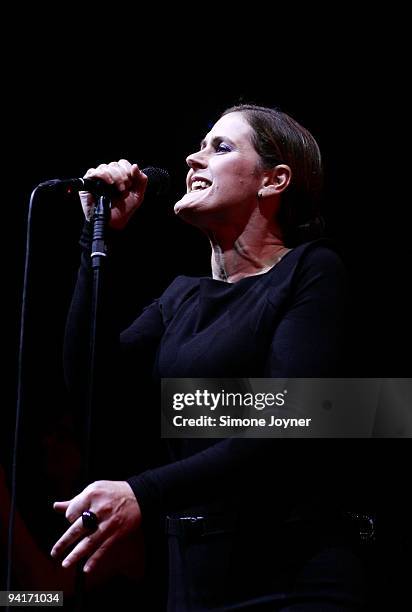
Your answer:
[3,22,410,606]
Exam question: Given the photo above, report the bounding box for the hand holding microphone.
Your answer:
[41,160,170,231]
[81,160,147,231]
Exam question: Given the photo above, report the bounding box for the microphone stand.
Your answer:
[74,195,111,612]
[85,195,111,475]
[9,187,110,612]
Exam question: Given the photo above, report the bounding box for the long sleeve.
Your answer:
[63,223,165,400]
[63,222,94,396]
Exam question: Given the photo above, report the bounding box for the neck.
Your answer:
[207,214,289,283]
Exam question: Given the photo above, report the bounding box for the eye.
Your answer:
[215,142,232,153]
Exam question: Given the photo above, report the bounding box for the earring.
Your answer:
[257,191,263,199]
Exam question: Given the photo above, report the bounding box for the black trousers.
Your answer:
[165,516,367,611]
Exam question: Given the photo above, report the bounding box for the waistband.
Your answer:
[166,514,237,537]
[165,511,376,543]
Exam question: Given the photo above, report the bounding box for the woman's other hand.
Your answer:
[51,480,144,579]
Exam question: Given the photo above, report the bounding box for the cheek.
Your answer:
[220,168,257,195]
[220,159,257,184]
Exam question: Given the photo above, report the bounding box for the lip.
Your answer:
[189,174,213,191]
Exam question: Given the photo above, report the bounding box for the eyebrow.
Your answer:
[199,135,237,149]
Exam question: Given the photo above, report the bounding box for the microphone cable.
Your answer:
[6,184,42,606]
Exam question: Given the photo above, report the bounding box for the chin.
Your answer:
[175,203,202,223]
[175,193,207,216]
[173,203,211,230]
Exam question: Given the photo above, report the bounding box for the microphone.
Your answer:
[38,166,170,198]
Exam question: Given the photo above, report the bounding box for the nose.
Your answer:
[186,148,207,170]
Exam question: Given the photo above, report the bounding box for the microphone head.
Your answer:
[143,166,170,197]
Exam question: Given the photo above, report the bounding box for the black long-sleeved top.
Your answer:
[64,226,346,525]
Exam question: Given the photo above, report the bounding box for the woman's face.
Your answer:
[174,112,264,229]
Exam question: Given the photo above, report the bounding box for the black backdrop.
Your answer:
[3,34,411,606]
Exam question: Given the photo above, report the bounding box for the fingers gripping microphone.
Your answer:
[39,166,170,198]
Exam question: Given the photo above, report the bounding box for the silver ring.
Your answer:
[81,510,98,531]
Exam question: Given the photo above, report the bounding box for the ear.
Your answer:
[259,165,292,198]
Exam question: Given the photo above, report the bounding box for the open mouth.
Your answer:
[190,179,212,192]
